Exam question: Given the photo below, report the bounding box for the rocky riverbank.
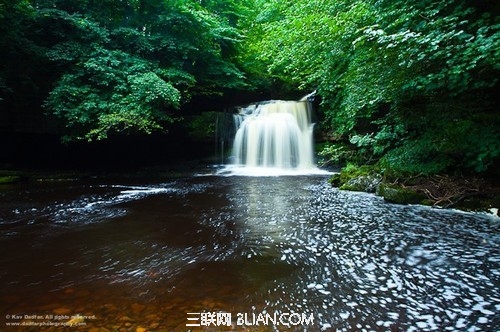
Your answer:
[329,164,500,215]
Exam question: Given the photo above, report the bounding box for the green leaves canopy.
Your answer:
[2,0,251,141]
[245,0,499,174]
[45,47,181,141]
[1,0,498,174]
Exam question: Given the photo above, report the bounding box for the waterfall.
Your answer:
[232,100,314,169]
[214,96,330,176]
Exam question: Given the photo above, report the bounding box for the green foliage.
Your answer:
[380,140,455,175]
[0,176,21,184]
[2,0,499,177]
[378,106,500,175]
[1,0,253,141]
[0,0,40,104]
[187,111,219,140]
[44,46,181,141]
[246,0,500,175]
[319,142,370,166]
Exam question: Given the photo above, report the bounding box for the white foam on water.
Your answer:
[217,165,333,177]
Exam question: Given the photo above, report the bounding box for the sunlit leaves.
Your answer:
[38,0,251,141]
[45,47,181,141]
[246,0,499,174]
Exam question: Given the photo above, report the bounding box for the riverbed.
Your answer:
[0,169,498,331]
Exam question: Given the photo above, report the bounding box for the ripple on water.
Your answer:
[0,175,498,331]
[220,179,499,331]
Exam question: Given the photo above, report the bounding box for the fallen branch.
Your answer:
[401,174,487,208]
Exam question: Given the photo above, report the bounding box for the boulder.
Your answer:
[377,183,426,204]
[340,174,382,193]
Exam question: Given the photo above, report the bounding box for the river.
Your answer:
[0,169,498,331]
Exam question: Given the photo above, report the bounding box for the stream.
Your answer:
[0,169,499,331]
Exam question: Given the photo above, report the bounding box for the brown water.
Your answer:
[0,170,499,331]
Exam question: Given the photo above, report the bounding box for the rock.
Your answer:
[491,195,500,207]
[131,303,146,313]
[331,164,382,193]
[38,303,60,311]
[377,183,426,204]
[340,174,382,193]
[145,314,160,321]
[102,303,117,311]
[328,173,341,187]
[456,197,488,211]
[0,175,20,184]
[53,307,72,315]
[119,315,134,322]
[136,327,147,332]
[76,289,91,297]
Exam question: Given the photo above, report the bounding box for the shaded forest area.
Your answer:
[1,0,499,187]
[1,0,266,167]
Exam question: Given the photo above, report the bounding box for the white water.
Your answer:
[225,100,328,176]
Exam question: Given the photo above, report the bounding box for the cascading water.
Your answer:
[219,95,330,176]
[218,92,330,176]
[232,100,314,169]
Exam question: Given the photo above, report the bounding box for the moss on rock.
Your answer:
[0,176,21,184]
[0,170,22,184]
[328,173,341,187]
[377,183,427,205]
[340,174,382,193]
[329,163,497,212]
[329,164,382,193]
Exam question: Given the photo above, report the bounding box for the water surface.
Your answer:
[0,172,498,331]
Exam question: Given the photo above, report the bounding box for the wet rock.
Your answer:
[456,196,489,211]
[330,164,382,193]
[340,174,382,193]
[491,194,500,207]
[53,307,72,315]
[102,303,117,311]
[119,315,134,322]
[377,183,426,204]
[0,175,20,184]
[145,313,160,321]
[39,303,60,311]
[328,173,341,187]
[76,289,91,297]
[131,303,146,313]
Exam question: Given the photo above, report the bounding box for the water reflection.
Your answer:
[0,175,498,331]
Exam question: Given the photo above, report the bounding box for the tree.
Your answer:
[1,0,252,141]
[244,0,500,174]
[0,0,47,114]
